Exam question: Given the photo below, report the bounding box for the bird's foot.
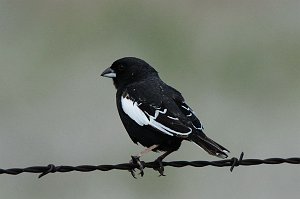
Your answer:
[129,156,145,178]
[154,158,166,177]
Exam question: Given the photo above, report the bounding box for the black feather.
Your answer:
[102,57,229,158]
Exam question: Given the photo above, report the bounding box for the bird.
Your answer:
[101,57,229,177]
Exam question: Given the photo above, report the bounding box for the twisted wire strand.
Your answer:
[0,153,299,178]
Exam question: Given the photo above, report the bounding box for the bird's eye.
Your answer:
[119,65,125,71]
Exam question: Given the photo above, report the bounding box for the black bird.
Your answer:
[101,57,229,177]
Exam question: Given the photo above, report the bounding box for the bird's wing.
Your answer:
[166,85,204,132]
[120,90,192,137]
[177,102,204,131]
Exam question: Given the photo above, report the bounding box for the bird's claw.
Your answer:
[129,156,145,178]
[154,158,166,176]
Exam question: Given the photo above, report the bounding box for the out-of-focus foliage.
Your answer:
[0,1,299,198]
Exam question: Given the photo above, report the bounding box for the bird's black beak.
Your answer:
[101,67,116,78]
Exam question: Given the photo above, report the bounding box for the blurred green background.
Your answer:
[1,0,300,198]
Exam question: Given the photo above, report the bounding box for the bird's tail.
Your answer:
[189,132,229,159]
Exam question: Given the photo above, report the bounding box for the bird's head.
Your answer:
[101,57,158,89]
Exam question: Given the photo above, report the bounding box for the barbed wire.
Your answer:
[1,153,299,178]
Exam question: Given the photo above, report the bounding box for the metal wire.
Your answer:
[0,152,299,178]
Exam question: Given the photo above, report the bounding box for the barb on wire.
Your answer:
[0,152,300,178]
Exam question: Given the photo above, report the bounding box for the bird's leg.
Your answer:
[129,156,143,178]
[129,144,159,178]
[154,150,175,176]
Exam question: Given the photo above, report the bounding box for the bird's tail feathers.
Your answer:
[189,133,229,159]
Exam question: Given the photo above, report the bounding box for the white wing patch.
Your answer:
[181,103,204,130]
[192,123,204,131]
[121,96,149,126]
[145,109,192,136]
[121,95,192,136]
[167,115,179,120]
[181,104,190,110]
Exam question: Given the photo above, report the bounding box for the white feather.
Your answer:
[121,96,192,136]
[121,96,149,126]
[167,115,179,120]
[192,123,204,131]
[181,105,190,110]
[146,107,192,136]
